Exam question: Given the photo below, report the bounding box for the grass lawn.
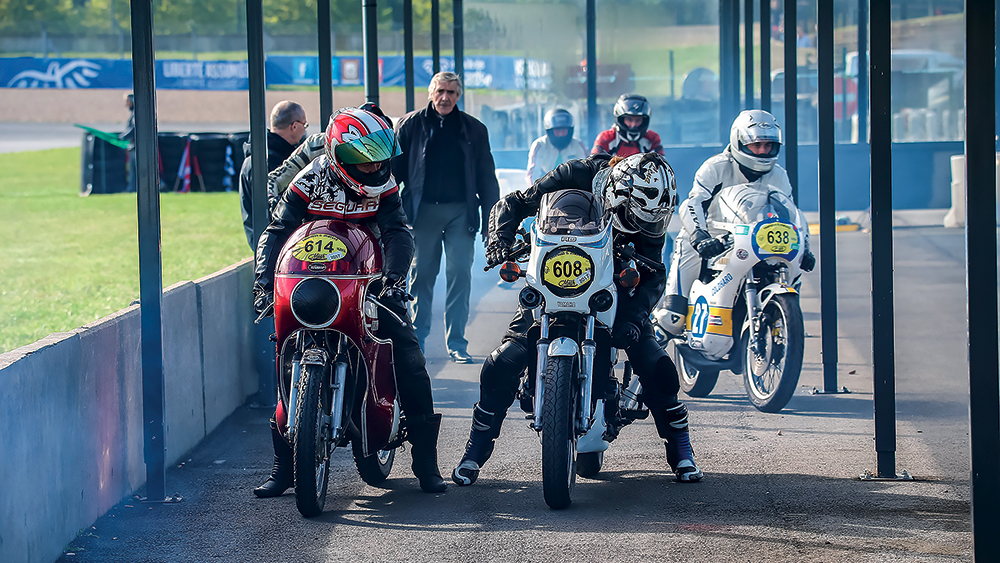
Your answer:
[0,148,252,354]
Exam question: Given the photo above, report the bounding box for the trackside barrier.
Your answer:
[943,153,1000,228]
[0,258,257,563]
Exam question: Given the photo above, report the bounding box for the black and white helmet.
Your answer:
[729,109,783,174]
[543,108,574,150]
[613,94,651,143]
[604,152,677,237]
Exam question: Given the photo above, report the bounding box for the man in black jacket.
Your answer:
[451,152,704,487]
[392,72,500,362]
[239,100,309,248]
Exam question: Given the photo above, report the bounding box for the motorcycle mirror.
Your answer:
[499,261,523,282]
[617,265,640,289]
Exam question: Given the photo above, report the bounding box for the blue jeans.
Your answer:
[409,202,476,353]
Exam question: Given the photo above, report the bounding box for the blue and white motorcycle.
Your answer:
[653,183,808,413]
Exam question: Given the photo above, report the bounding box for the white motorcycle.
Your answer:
[493,188,651,509]
[653,183,808,413]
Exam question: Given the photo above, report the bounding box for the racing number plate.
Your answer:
[755,222,798,255]
[290,234,348,263]
[542,249,593,291]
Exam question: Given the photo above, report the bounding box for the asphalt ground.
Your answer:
[50,208,973,562]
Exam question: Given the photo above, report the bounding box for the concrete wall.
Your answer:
[0,259,257,563]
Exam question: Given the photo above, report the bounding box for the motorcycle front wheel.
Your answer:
[541,355,577,510]
[293,362,334,517]
[743,293,804,413]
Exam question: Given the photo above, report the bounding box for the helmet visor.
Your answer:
[334,128,402,165]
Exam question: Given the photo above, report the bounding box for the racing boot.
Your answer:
[253,420,294,498]
[652,402,704,483]
[452,403,505,486]
[407,413,447,493]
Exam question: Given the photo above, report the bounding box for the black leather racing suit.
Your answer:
[254,155,434,418]
[477,154,682,421]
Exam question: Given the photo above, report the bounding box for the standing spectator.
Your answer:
[393,72,500,363]
[591,94,665,157]
[526,108,589,185]
[239,100,309,249]
[120,92,136,193]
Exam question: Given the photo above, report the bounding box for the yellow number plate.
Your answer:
[755,223,798,255]
[291,234,348,263]
[542,250,593,290]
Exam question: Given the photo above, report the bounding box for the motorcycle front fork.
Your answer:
[286,333,347,444]
[530,314,596,436]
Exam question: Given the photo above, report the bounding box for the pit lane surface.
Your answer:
[57,211,971,562]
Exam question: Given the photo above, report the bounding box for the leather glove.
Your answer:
[800,250,816,272]
[485,237,513,268]
[611,321,641,350]
[252,283,274,316]
[690,229,725,260]
[378,273,410,304]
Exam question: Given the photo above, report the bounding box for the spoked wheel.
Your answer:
[667,338,719,398]
[293,362,334,517]
[541,355,577,510]
[353,441,395,485]
[743,293,804,413]
[576,451,604,478]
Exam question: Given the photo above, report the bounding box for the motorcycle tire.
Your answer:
[293,362,334,518]
[576,451,604,478]
[668,339,720,398]
[541,355,577,510]
[352,441,395,485]
[743,293,804,413]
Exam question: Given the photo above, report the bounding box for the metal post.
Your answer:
[869,0,897,479]
[669,50,675,99]
[453,0,464,110]
[246,0,274,409]
[318,0,333,127]
[760,0,771,112]
[783,0,798,200]
[744,0,754,109]
[965,0,1000,558]
[583,0,598,144]
[130,0,166,502]
[817,0,839,392]
[431,0,440,74]
[363,0,379,105]
[404,0,415,112]
[720,0,738,143]
[857,0,868,144]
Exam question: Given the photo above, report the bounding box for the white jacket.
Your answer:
[525,135,590,185]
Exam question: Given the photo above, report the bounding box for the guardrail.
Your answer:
[0,258,258,563]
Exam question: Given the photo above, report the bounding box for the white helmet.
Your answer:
[729,109,783,174]
[604,152,677,237]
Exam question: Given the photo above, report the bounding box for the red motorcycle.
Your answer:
[270,219,405,517]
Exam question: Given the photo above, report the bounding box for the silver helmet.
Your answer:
[604,152,677,237]
[729,109,783,174]
[543,108,575,150]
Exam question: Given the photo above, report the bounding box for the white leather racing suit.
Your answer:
[525,135,590,185]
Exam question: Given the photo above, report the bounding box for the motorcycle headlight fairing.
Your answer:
[290,277,342,328]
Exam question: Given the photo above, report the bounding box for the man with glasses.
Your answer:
[239,100,310,248]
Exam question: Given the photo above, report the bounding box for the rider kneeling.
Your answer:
[252,106,447,496]
[453,152,704,486]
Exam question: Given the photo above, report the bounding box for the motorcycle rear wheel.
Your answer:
[541,355,577,510]
[668,339,720,398]
[576,451,604,478]
[353,442,395,485]
[293,362,334,518]
[743,293,804,413]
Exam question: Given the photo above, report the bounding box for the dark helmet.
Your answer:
[613,94,651,143]
[324,106,402,198]
[543,108,575,150]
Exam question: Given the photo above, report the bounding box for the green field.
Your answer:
[0,148,252,354]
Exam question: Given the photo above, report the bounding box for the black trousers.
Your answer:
[377,298,435,418]
[477,305,680,415]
